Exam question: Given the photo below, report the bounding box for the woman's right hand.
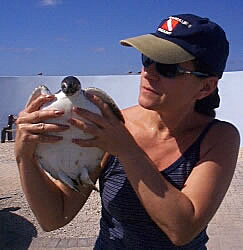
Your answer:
[15,94,69,163]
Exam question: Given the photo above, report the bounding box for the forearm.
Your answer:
[17,157,66,230]
[119,147,197,245]
[17,157,97,231]
[14,94,94,231]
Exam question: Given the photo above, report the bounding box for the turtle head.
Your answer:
[61,76,81,96]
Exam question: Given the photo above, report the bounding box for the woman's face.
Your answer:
[138,60,205,114]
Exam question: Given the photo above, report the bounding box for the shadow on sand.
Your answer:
[0,207,37,250]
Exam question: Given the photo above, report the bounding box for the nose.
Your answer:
[143,64,160,80]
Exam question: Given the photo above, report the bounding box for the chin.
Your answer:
[138,96,159,111]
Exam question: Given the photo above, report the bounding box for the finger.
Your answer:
[39,134,64,143]
[86,94,111,116]
[72,138,98,148]
[68,118,100,136]
[17,110,65,124]
[19,122,69,134]
[22,133,64,144]
[72,107,106,128]
[86,94,123,123]
[26,94,56,113]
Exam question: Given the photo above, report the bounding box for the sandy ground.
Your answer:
[0,142,101,240]
[1,142,243,249]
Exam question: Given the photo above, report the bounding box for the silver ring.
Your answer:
[39,123,45,131]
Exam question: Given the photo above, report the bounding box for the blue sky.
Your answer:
[0,0,242,76]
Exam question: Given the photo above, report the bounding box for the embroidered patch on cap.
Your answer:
[158,16,192,35]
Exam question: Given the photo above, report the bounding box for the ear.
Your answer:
[196,77,218,100]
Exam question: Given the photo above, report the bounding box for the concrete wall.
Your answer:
[0,72,242,145]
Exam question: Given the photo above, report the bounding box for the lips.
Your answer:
[142,86,160,95]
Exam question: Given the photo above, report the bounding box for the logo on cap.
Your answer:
[158,16,192,35]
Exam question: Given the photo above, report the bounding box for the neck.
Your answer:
[139,105,207,139]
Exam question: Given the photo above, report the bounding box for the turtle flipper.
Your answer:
[84,87,125,123]
[79,167,99,192]
[57,168,99,192]
[25,85,51,108]
[58,171,80,192]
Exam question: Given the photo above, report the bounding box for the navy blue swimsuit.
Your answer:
[94,120,218,249]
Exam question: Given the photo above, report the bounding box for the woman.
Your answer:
[15,14,240,249]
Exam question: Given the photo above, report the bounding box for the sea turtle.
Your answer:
[25,76,124,192]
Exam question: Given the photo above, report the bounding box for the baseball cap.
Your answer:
[120,14,229,78]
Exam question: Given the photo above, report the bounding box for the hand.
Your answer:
[68,94,136,157]
[15,94,69,162]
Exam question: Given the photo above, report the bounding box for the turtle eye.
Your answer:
[61,81,68,93]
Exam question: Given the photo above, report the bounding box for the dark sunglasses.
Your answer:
[141,54,209,78]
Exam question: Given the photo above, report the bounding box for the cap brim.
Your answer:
[120,34,195,64]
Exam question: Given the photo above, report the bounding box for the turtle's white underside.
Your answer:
[31,87,106,192]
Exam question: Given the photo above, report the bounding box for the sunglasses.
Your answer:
[141,54,209,78]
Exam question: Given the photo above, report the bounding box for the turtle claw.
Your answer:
[90,184,99,192]
[58,171,79,192]
[57,169,99,193]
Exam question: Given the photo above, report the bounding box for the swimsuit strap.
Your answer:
[195,119,219,146]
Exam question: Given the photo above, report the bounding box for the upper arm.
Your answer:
[182,121,240,232]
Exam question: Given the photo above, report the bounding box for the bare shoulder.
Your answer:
[198,119,240,178]
[210,120,240,140]
[200,119,240,159]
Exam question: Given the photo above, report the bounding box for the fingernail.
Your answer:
[87,93,95,100]
[61,124,70,128]
[46,95,54,98]
[54,110,64,115]
[73,107,82,112]
[68,118,74,124]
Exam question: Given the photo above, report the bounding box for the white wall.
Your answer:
[0,72,242,145]
[216,72,243,140]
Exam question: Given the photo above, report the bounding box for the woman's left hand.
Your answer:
[68,94,136,157]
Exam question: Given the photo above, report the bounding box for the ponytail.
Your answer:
[193,60,220,117]
[195,87,220,117]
